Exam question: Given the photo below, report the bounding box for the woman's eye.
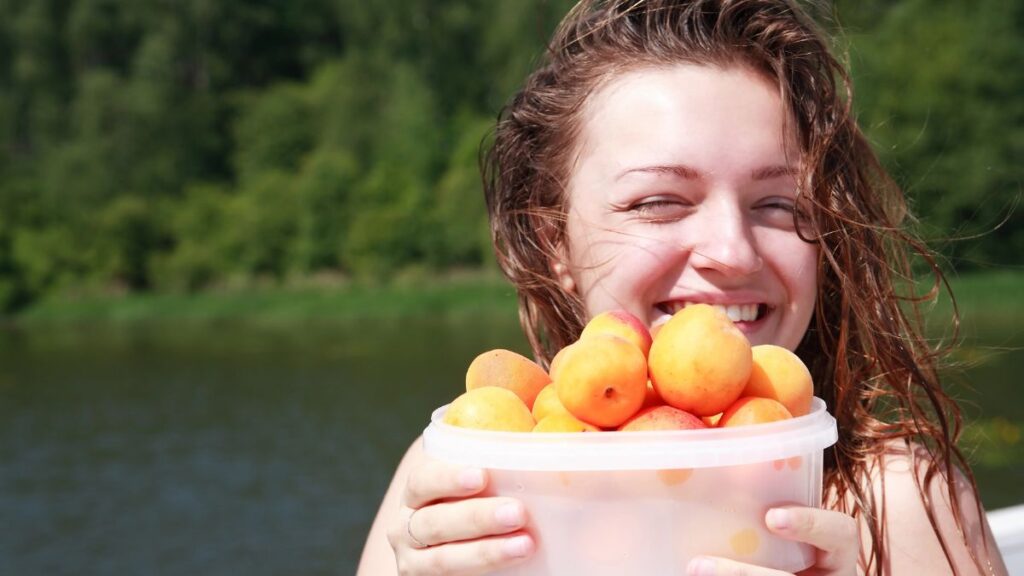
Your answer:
[629,197,691,220]
[756,197,812,231]
[757,199,796,213]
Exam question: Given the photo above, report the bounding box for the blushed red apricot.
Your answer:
[465,348,551,410]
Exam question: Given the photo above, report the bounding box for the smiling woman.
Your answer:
[557,65,818,352]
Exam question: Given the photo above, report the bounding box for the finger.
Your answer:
[410,497,527,547]
[402,533,534,576]
[404,461,487,509]
[687,555,790,576]
[765,506,859,571]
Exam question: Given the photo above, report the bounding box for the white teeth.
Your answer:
[664,302,760,321]
[715,304,759,322]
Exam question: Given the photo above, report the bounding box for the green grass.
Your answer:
[918,269,1024,342]
[12,268,1022,329]
[941,269,1024,322]
[14,271,521,325]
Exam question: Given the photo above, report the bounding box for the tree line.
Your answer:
[0,0,1019,312]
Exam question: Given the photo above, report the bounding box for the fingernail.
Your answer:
[458,468,484,490]
[502,535,533,558]
[766,508,791,530]
[495,502,523,527]
[688,557,716,576]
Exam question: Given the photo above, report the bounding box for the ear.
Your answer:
[549,246,577,295]
[537,209,576,295]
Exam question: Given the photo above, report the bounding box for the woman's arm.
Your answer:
[357,438,423,574]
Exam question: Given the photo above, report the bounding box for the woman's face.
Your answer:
[560,64,818,351]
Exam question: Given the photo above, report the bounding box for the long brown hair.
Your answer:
[482,0,987,573]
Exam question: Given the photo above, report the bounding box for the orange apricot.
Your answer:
[743,344,813,417]
[443,387,536,432]
[555,335,647,428]
[718,396,792,428]
[465,348,551,410]
[580,309,653,358]
[647,304,752,417]
[533,412,601,433]
[618,405,706,431]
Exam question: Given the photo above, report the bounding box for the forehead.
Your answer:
[569,64,798,184]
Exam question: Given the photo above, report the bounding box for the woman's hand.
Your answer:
[386,459,535,575]
[686,506,859,575]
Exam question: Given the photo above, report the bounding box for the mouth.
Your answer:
[656,301,769,324]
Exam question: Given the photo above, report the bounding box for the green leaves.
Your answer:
[840,0,1024,269]
[0,0,1018,312]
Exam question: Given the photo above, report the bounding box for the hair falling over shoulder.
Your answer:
[482,1,990,573]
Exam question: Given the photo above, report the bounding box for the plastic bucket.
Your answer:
[422,397,837,575]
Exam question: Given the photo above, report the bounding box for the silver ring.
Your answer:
[407,509,429,549]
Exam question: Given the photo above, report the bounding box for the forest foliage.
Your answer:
[0,0,1020,311]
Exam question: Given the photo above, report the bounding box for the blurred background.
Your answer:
[0,0,1020,574]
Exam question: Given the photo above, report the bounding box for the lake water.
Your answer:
[1,315,1020,575]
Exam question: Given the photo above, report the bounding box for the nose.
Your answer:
[688,200,764,277]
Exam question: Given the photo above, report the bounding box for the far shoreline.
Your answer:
[7,269,1020,334]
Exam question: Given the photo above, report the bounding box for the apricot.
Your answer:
[532,383,570,421]
[647,304,752,417]
[580,309,653,358]
[618,405,706,431]
[743,344,814,417]
[555,335,647,428]
[718,396,792,428]
[443,386,536,432]
[533,412,601,433]
[548,345,571,382]
[465,348,551,410]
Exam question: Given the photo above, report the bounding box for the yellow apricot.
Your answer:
[532,383,570,421]
[743,344,813,417]
[443,387,535,432]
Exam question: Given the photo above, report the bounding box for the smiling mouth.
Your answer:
[658,301,769,322]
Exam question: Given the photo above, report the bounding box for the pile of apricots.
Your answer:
[442,304,813,433]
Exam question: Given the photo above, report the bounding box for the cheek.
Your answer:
[776,242,819,342]
[570,230,680,309]
[759,230,817,296]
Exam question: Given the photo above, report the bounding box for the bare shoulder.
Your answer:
[863,440,1007,575]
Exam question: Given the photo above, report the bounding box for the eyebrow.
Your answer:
[616,164,797,181]
[750,164,798,181]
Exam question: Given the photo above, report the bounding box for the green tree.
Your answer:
[845,0,1024,269]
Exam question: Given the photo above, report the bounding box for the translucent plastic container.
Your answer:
[422,397,837,575]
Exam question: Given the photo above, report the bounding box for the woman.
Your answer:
[359,1,1008,574]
